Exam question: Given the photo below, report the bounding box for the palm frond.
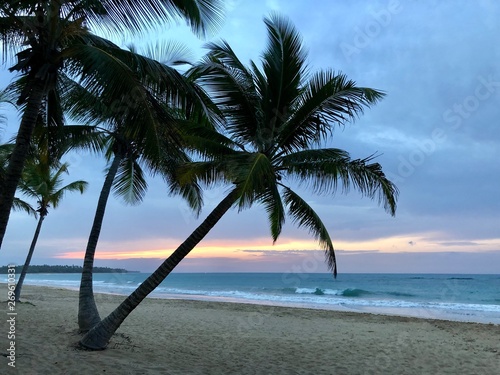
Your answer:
[112,157,148,205]
[234,153,274,210]
[31,121,108,158]
[60,72,115,127]
[283,149,398,215]
[0,14,31,65]
[282,186,337,276]
[65,38,208,164]
[179,123,239,157]
[347,158,398,215]
[177,160,231,188]
[57,125,108,154]
[278,70,385,153]
[0,89,14,127]
[168,179,203,216]
[12,197,37,218]
[64,41,181,101]
[84,0,224,38]
[182,79,225,129]
[16,159,87,213]
[139,39,194,66]
[16,179,39,201]
[0,142,14,166]
[260,14,308,132]
[94,41,189,93]
[88,39,222,125]
[262,13,307,108]
[18,161,62,201]
[65,46,171,162]
[50,162,70,184]
[249,59,268,102]
[50,180,88,209]
[258,183,285,243]
[187,44,261,145]
[145,143,204,215]
[279,148,351,164]
[205,40,254,76]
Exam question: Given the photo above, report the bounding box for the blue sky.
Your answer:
[1,0,499,274]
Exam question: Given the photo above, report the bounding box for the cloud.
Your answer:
[2,1,500,275]
[14,250,500,275]
[240,249,381,255]
[240,249,319,256]
[437,241,482,247]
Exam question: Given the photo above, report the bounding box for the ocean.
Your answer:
[4,272,500,324]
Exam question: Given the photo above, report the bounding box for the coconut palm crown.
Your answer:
[14,158,87,301]
[184,14,398,275]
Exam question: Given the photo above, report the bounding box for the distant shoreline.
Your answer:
[0,264,139,273]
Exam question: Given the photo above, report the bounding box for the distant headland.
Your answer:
[0,264,139,273]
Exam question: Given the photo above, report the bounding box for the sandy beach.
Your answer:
[1,284,499,374]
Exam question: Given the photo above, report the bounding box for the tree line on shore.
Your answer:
[0,264,136,274]
[0,1,398,350]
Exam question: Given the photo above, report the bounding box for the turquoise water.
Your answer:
[4,272,500,324]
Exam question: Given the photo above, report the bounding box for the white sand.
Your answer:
[1,284,499,374]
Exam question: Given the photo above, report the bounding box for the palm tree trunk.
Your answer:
[0,81,45,249]
[79,190,238,350]
[78,153,122,332]
[14,214,46,301]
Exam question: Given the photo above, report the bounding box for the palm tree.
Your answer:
[0,0,224,248]
[62,45,216,331]
[14,159,87,301]
[76,128,202,332]
[76,132,145,331]
[79,14,399,350]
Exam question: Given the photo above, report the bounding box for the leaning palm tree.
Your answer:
[0,0,224,248]
[14,159,87,301]
[79,14,398,350]
[77,132,148,330]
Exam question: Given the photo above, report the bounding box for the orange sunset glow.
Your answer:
[53,233,500,261]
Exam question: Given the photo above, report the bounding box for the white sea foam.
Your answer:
[6,272,499,324]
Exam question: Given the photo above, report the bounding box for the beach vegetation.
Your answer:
[0,0,224,248]
[64,36,223,332]
[79,14,398,350]
[0,264,135,273]
[14,154,87,301]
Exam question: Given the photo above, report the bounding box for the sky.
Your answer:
[0,0,499,274]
